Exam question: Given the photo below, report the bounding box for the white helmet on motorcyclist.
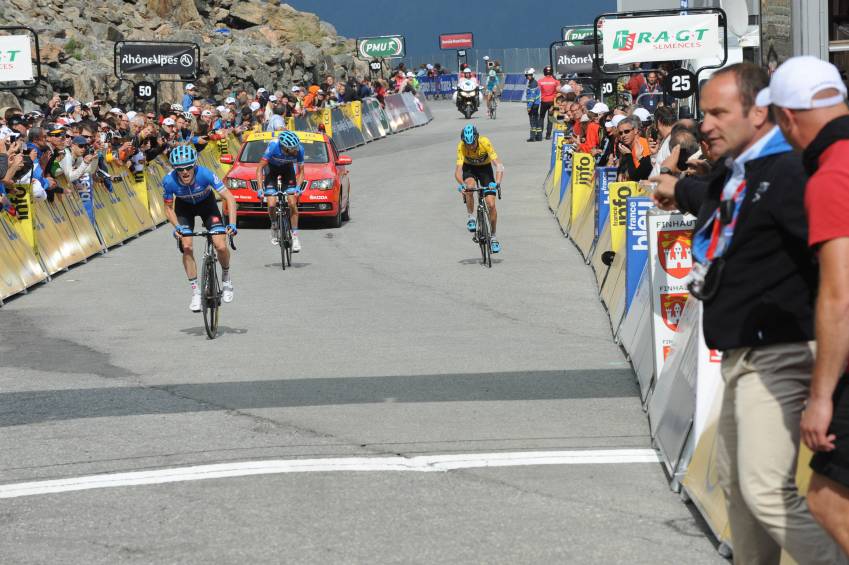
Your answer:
[525,68,535,76]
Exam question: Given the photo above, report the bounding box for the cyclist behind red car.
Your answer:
[255,130,305,252]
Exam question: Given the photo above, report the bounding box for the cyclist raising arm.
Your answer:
[454,124,504,252]
[255,130,305,252]
[162,145,237,312]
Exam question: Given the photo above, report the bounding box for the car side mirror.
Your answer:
[220,154,234,165]
[336,155,352,166]
[601,251,616,266]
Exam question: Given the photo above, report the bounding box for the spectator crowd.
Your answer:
[0,70,419,226]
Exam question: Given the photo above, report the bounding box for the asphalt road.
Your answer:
[0,101,723,564]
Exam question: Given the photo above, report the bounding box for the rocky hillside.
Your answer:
[0,0,365,110]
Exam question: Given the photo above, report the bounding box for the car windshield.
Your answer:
[239,139,329,164]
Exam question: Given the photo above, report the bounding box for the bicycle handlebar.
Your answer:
[181,231,237,251]
[461,186,502,199]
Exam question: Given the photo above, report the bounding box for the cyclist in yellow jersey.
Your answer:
[455,124,504,252]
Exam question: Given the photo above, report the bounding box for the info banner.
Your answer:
[647,210,696,377]
[0,35,34,82]
[594,167,617,238]
[602,13,722,66]
[624,196,653,310]
[117,42,198,76]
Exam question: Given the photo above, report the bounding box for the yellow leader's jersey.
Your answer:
[456,136,499,166]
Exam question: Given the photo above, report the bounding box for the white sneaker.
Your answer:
[292,235,301,253]
[222,281,234,303]
[271,233,279,246]
[189,292,201,312]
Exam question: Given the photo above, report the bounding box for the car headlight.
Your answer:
[227,178,246,189]
[310,178,334,190]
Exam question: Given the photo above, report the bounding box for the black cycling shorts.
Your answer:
[175,195,225,231]
[265,164,297,193]
[462,163,495,191]
[811,375,849,488]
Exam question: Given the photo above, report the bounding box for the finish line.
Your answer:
[0,449,660,499]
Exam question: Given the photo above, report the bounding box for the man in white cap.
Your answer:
[182,84,197,111]
[761,55,849,556]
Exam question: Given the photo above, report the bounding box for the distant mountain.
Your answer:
[285,0,616,54]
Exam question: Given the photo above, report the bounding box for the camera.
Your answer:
[486,61,495,69]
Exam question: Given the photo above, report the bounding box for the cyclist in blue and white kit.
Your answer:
[484,69,499,108]
[163,145,238,312]
[255,130,305,252]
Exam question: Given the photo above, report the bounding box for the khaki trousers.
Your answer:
[717,342,847,565]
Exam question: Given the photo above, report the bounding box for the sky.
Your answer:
[286,1,617,55]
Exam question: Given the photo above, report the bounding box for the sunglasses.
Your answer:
[619,128,634,134]
[175,166,195,172]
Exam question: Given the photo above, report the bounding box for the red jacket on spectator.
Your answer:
[579,121,600,154]
[625,73,646,99]
[538,76,559,103]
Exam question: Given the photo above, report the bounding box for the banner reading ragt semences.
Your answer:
[116,42,198,76]
[602,14,721,65]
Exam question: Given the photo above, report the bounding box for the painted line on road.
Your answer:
[0,449,659,499]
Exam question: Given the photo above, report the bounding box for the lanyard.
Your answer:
[694,179,747,264]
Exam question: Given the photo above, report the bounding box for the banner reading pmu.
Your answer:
[602,14,722,65]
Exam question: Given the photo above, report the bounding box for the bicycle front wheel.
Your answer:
[277,205,287,270]
[282,208,293,267]
[477,205,491,268]
[201,256,220,339]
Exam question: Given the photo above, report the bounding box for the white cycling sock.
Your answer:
[189,278,198,293]
[222,268,230,283]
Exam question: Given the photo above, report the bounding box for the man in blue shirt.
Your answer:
[163,144,238,312]
[182,84,197,111]
[255,130,306,252]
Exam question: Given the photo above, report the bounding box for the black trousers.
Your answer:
[539,101,553,137]
[528,105,540,136]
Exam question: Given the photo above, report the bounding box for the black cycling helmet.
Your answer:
[543,66,553,76]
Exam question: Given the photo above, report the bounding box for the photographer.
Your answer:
[649,63,845,565]
[59,136,97,224]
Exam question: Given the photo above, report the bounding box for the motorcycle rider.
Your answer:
[454,67,482,115]
[525,68,541,142]
[538,66,560,140]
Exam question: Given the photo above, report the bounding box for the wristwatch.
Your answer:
[659,166,675,175]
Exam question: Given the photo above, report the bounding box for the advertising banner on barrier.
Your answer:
[602,14,722,66]
[330,107,366,150]
[594,168,616,238]
[608,181,641,252]
[696,317,723,441]
[648,210,696,377]
[0,35,35,82]
[0,211,46,297]
[384,94,414,131]
[625,197,653,310]
[401,92,429,127]
[571,156,595,214]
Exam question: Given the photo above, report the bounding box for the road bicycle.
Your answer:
[486,91,498,119]
[252,179,297,270]
[180,230,236,339]
[462,185,501,268]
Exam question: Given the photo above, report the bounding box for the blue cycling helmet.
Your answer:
[461,124,478,145]
[169,144,197,167]
[278,130,301,149]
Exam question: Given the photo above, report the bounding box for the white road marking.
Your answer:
[0,449,659,499]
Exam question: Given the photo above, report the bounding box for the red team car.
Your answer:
[220,130,352,227]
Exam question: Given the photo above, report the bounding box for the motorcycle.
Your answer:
[454,78,481,119]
